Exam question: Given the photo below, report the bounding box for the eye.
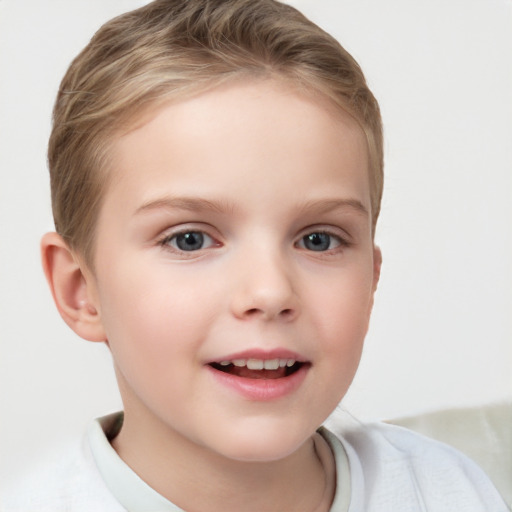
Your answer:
[297,232,342,252]
[163,231,216,252]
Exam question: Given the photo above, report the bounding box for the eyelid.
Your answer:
[294,225,352,253]
[157,224,222,253]
[296,224,351,243]
[166,231,215,250]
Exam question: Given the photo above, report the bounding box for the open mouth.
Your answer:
[209,358,306,380]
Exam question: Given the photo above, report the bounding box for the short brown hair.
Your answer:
[49,0,383,265]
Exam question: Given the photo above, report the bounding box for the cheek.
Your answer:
[96,261,223,377]
[309,270,374,338]
[97,275,187,364]
[305,268,374,390]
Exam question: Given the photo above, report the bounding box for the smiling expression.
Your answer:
[85,78,380,462]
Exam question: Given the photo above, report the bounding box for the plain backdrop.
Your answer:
[1,0,511,486]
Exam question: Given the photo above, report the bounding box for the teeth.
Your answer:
[218,358,297,370]
[264,359,279,370]
[247,359,264,370]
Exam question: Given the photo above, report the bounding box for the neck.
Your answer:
[111,409,333,512]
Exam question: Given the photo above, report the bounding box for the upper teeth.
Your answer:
[219,358,296,370]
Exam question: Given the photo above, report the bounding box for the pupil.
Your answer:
[177,232,204,251]
[305,233,329,251]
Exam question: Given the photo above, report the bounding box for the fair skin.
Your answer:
[42,78,381,512]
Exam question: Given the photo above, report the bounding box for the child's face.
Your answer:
[86,79,380,462]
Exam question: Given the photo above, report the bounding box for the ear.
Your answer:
[366,245,382,319]
[41,232,106,342]
[372,245,382,292]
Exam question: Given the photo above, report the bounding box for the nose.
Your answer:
[229,249,299,322]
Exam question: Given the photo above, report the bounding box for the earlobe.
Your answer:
[41,232,106,342]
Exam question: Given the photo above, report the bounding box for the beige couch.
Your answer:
[389,402,512,510]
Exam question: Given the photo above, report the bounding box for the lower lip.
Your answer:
[206,364,309,401]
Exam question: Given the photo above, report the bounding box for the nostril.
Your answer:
[242,307,295,320]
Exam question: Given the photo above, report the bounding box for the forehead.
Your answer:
[106,78,370,212]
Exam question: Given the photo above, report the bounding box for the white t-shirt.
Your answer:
[2,412,508,512]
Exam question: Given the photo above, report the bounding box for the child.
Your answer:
[3,0,507,510]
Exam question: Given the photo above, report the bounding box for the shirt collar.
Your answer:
[88,412,350,512]
[88,412,182,512]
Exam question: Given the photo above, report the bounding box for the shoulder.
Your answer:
[329,420,508,512]
[1,436,125,512]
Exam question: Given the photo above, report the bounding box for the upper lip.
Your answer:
[208,348,307,364]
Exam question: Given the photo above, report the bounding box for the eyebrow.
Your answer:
[134,196,368,217]
[297,198,369,217]
[135,196,236,216]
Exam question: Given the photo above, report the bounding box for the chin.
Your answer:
[207,421,315,463]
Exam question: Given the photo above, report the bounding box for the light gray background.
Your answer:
[1,0,511,485]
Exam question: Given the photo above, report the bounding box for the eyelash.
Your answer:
[295,230,349,253]
[157,227,350,255]
[158,229,219,253]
